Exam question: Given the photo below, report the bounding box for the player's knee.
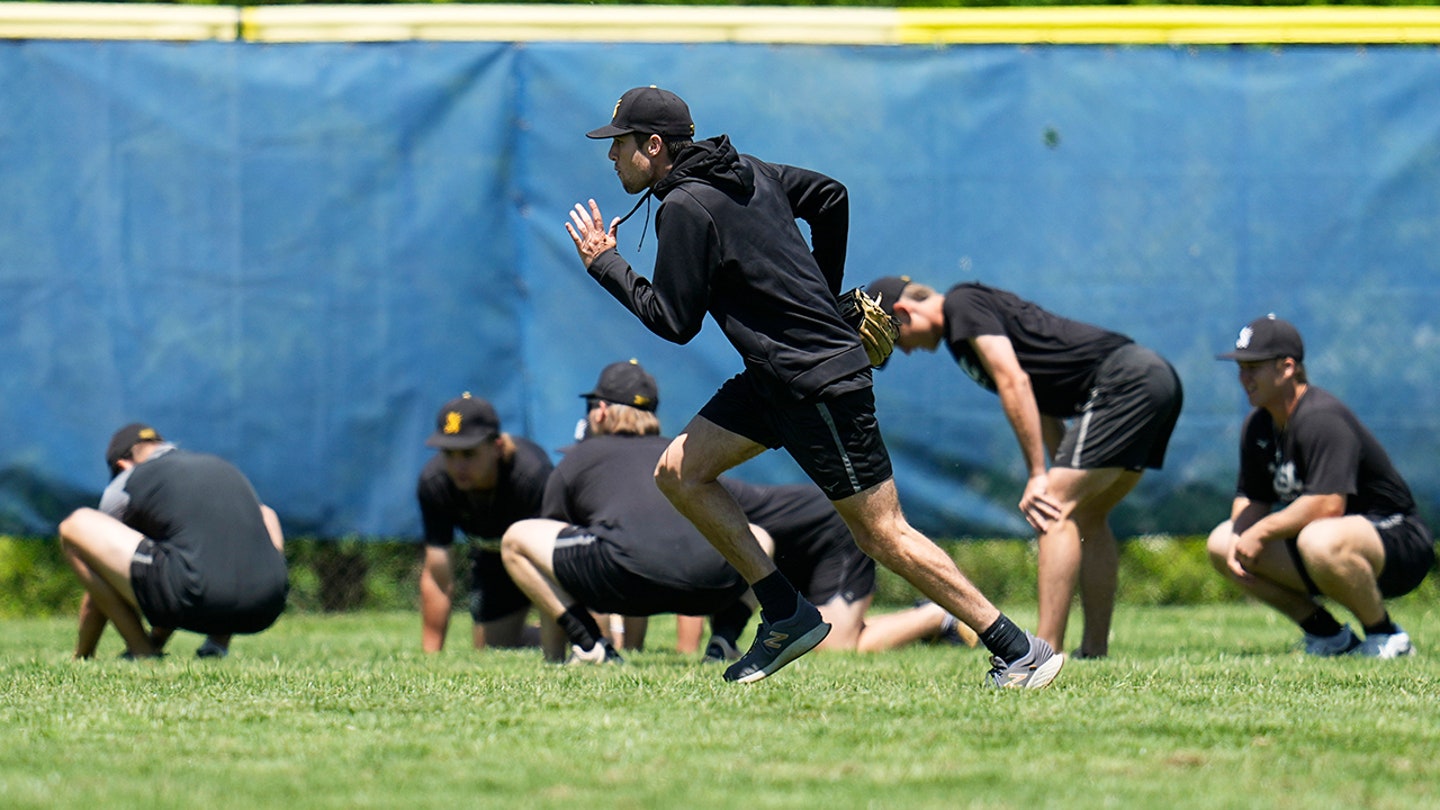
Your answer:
[652,458,695,505]
[1293,525,1355,571]
[652,460,679,495]
[499,522,534,563]
[57,507,99,545]
[1209,524,1232,553]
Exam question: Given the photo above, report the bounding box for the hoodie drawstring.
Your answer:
[614,189,654,251]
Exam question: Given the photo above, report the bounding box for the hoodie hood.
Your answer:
[655,135,754,199]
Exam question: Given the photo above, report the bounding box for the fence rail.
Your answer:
[7,3,1440,44]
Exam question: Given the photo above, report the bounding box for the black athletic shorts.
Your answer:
[551,526,748,616]
[1053,343,1183,472]
[698,371,893,500]
[776,541,876,606]
[130,537,286,635]
[467,547,532,623]
[1286,513,1435,599]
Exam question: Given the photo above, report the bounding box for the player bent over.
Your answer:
[869,277,1183,659]
[59,424,288,659]
[567,87,1060,687]
[1207,316,1435,657]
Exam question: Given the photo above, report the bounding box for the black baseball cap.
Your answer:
[865,275,913,318]
[1216,314,1305,362]
[580,359,659,412]
[586,86,695,140]
[106,423,164,478]
[426,394,501,450]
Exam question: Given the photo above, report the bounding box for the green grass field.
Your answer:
[3,604,1438,809]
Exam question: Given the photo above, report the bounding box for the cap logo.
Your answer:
[443,411,464,435]
[632,395,652,407]
[612,97,623,118]
[1235,326,1254,350]
[138,428,158,441]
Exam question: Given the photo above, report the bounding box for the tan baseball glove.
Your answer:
[838,287,899,368]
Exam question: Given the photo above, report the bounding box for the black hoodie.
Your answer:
[587,135,870,402]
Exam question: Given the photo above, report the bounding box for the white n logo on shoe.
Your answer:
[1003,670,1032,686]
[763,630,790,650]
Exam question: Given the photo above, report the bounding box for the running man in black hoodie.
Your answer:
[566,86,1062,689]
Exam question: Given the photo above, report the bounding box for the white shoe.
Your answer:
[1303,625,1361,657]
[566,640,622,666]
[987,633,1066,690]
[1356,628,1414,659]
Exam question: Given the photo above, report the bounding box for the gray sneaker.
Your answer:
[987,634,1065,689]
[723,602,830,684]
[1355,627,1414,659]
[1303,625,1361,657]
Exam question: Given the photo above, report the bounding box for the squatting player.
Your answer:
[565,85,1061,688]
[59,423,288,659]
[1207,315,1434,658]
[500,360,754,664]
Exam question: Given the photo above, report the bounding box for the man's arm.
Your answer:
[1237,493,1345,550]
[1227,493,1344,579]
[971,334,1058,530]
[568,198,710,344]
[419,545,455,653]
[775,163,848,295]
[1228,496,1272,535]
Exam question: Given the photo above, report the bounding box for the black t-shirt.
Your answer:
[416,437,553,551]
[943,282,1133,417]
[109,447,287,600]
[1237,386,1416,516]
[543,434,739,589]
[721,479,849,563]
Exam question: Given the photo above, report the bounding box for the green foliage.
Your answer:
[0,537,80,619]
[282,537,423,613]
[8,534,1437,619]
[3,607,1439,809]
[875,534,1249,607]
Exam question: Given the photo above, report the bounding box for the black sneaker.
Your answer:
[722,602,830,684]
[986,633,1065,689]
[195,638,229,659]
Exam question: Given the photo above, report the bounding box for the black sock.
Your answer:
[558,604,603,650]
[709,601,754,644]
[1299,608,1344,638]
[1363,613,1399,637]
[978,614,1030,663]
[750,571,799,621]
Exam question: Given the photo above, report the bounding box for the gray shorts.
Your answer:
[1053,343,1183,471]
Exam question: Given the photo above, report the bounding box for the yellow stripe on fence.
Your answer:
[896,6,1440,45]
[5,3,1440,45]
